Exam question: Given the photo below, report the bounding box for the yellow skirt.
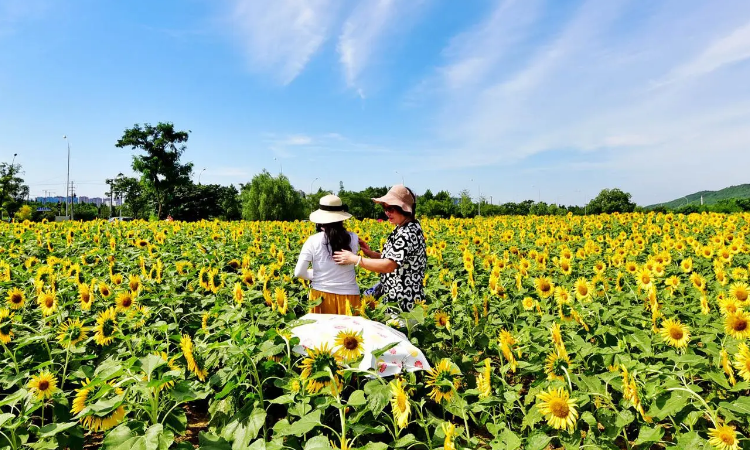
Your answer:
[309,289,361,315]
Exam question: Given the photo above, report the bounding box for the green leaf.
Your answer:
[372,342,399,358]
[615,410,634,428]
[703,371,731,389]
[498,429,522,450]
[522,405,542,430]
[198,432,232,450]
[626,330,652,355]
[649,390,689,420]
[0,413,15,427]
[268,394,295,405]
[675,431,710,450]
[38,421,78,438]
[633,425,664,447]
[362,443,388,450]
[720,396,750,415]
[303,436,332,450]
[169,381,211,403]
[347,390,367,407]
[102,423,173,450]
[525,433,553,450]
[366,384,391,418]
[139,354,166,378]
[393,434,417,448]
[276,410,321,437]
[221,407,267,450]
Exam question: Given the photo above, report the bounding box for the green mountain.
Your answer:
[648,184,750,209]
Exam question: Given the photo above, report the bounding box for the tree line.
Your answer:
[4,121,746,222]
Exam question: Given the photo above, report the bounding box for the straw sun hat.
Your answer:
[309,195,353,224]
[371,184,415,213]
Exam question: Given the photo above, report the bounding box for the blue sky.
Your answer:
[2,0,750,206]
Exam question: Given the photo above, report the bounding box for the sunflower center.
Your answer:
[540,282,551,292]
[736,290,748,302]
[10,293,22,304]
[38,380,49,391]
[669,327,684,340]
[578,286,588,296]
[343,337,359,350]
[720,432,735,445]
[397,393,407,411]
[733,318,748,332]
[44,297,54,308]
[549,398,570,418]
[121,296,132,308]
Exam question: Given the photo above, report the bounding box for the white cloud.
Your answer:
[224,0,341,84]
[660,19,750,85]
[337,0,427,95]
[405,0,750,204]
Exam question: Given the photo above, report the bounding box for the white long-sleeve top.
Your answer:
[294,231,360,295]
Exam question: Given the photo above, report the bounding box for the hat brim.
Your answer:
[371,194,412,213]
[309,210,353,224]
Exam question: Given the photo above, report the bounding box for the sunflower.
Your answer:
[450,281,458,301]
[208,268,222,293]
[476,358,492,398]
[636,268,653,290]
[79,282,94,310]
[57,318,88,347]
[708,424,740,450]
[299,343,342,394]
[6,288,24,310]
[680,258,693,273]
[434,311,450,330]
[522,296,535,311]
[545,349,572,381]
[721,348,737,386]
[536,387,578,431]
[98,282,112,299]
[274,287,288,314]
[690,272,707,292]
[71,378,127,432]
[128,275,141,293]
[573,278,591,301]
[725,311,750,340]
[659,318,690,349]
[729,282,749,304]
[0,309,13,344]
[442,422,456,450]
[115,291,136,312]
[719,297,742,316]
[38,291,57,316]
[390,378,411,429]
[180,334,208,381]
[110,273,123,286]
[334,329,364,361]
[624,261,638,274]
[551,323,563,349]
[94,307,118,346]
[554,286,572,305]
[425,358,461,403]
[28,370,58,401]
[593,261,606,275]
[734,343,750,382]
[559,259,573,276]
[535,276,554,298]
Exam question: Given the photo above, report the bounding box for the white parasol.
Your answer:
[290,313,431,377]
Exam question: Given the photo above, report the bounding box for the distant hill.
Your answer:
[648,184,750,209]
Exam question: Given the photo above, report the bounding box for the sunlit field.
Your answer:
[1,213,749,450]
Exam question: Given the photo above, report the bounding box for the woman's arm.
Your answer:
[294,241,314,280]
[333,250,397,274]
[358,237,381,259]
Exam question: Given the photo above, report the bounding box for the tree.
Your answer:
[0,161,29,220]
[458,189,476,218]
[240,170,306,221]
[112,176,149,219]
[14,204,32,221]
[586,188,637,214]
[115,122,193,219]
[167,183,242,221]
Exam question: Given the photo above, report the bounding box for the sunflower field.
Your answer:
[1,213,750,450]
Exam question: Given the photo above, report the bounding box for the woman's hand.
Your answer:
[358,238,371,253]
[333,250,357,265]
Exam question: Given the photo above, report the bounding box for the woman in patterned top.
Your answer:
[333,185,427,312]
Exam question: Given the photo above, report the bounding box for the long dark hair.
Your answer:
[316,221,351,255]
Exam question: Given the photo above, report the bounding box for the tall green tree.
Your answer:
[0,161,29,220]
[458,189,476,218]
[240,170,306,221]
[112,176,150,219]
[587,188,637,214]
[115,122,193,219]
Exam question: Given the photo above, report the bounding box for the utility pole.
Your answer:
[70,181,75,220]
[63,136,70,219]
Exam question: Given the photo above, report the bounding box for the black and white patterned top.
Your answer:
[380,221,427,312]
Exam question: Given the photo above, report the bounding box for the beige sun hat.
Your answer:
[309,195,353,224]
[372,184,415,213]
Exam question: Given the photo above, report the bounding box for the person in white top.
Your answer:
[294,195,361,314]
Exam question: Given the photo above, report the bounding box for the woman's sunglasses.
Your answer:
[383,205,399,213]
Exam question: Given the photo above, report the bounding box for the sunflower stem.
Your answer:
[1,341,19,375]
